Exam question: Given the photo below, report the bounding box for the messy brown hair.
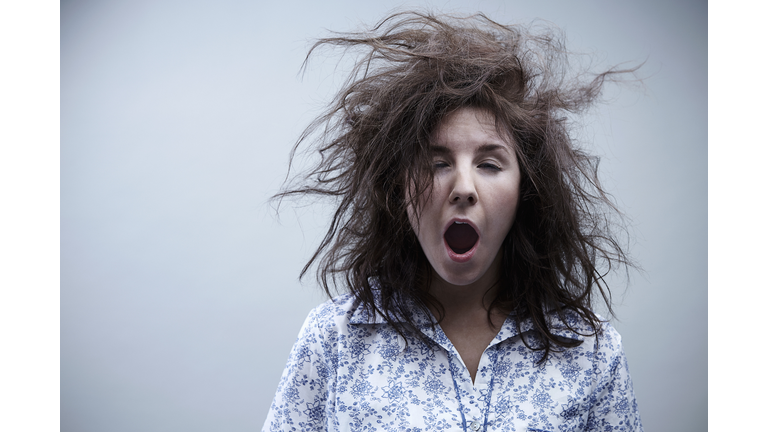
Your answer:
[275,11,636,362]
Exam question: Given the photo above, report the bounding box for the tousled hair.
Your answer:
[274,11,636,363]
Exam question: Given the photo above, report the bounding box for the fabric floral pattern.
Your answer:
[263,294,643,432]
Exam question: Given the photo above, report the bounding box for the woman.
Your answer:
[265,11,642,432]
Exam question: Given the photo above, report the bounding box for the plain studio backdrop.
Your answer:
[61,0,706,431]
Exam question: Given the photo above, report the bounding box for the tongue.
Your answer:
[444,223,478,254]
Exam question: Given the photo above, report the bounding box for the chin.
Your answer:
[432,261,489,287]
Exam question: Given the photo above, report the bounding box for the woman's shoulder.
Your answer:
[592,318,626,360]
[542,308,625,353]
[300,293,362,332]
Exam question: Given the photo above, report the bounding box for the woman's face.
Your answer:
[408,107,521,290]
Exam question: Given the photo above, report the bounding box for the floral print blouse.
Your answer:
[263,294,642,432]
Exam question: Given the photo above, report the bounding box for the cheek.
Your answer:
[492,180,521,225]
[506,184,521,212]
[405,181,441,236]
[406,204,420,237]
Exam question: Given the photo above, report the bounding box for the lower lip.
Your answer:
[444,238,478,263]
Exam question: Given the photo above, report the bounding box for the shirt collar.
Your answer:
[347,292,433,326]
[492,308,593,345]
[347,291,594,344]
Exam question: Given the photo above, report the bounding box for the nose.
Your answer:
[450,167,477,205]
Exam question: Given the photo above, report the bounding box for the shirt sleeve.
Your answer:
[262,305,338,432]
[585,325,644,432]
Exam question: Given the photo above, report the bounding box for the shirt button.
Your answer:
[470,421,481,431]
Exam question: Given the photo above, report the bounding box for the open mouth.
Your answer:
[444,222,479,254]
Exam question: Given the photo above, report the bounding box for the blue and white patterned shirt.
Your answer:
[263,294,642,432]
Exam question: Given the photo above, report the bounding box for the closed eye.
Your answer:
[478,162,501,171]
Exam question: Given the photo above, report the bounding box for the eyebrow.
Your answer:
[430,144,511,155]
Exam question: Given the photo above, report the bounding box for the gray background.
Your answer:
[61,0,707,431]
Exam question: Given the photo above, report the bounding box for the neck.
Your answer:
[429,274,497,313]
[426,253,507,323]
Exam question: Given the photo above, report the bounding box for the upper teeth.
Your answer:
[455,222,467,224]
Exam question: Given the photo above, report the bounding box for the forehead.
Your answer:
[432,107,513,151]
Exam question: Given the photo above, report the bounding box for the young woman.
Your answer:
[264,11,642,432]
